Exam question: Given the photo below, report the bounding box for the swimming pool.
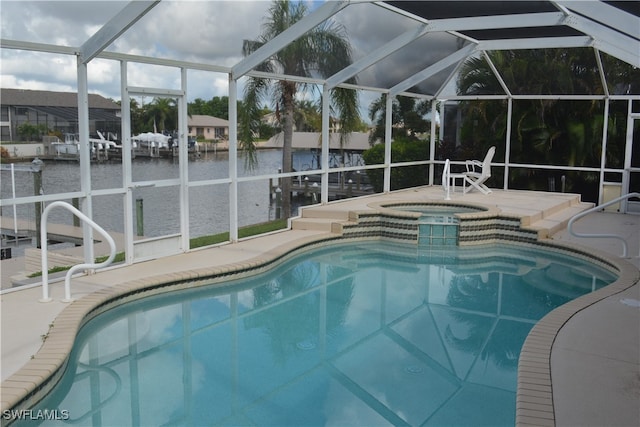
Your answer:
[18,239,616,426]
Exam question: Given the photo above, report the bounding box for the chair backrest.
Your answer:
[481,146,496,177]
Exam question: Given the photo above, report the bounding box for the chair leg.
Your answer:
[463,179,491,195]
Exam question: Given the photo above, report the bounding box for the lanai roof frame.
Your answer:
[2,1,638,98]
[0,0,638,257]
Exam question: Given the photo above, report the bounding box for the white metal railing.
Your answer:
[568,192,640,258]
[442,159,451,200]
[0,162,42,242]
[40,201,116,303]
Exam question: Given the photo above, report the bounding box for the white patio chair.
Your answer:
[463,146,496,194]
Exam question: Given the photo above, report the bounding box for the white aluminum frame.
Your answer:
[0,0,638,269]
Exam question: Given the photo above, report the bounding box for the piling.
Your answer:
[136,198,144,236]
[275,188,282,219]
[32,159,44,248]
[72,198,80,227]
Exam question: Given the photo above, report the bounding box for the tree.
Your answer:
[146,97,177,132]
[17,122,48,141]
[209,96,230,119]
[293,99,321,132]
[188,98,211,116]
[189,96,231,119]
[128,98,147,134]
[368,94,431,144]
[240,0,360,217]
[362,134,429,192]
[454,48,639,200]
[364,94,432,191]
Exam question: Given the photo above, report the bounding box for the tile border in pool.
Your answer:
[1,199,638,427]
[347,200,543,247]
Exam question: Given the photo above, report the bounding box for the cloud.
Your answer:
[136,1,269,63]
[1,1,271,101]
[1,0,460,116]
[0,50,79,90]
[0,1,126,46]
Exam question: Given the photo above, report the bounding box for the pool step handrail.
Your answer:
[568,192,640,258]
[40,201,116,303]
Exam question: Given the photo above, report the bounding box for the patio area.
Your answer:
[1,187,638,425]
[1,1,639,425]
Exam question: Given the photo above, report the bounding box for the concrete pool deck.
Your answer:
[1,187,638,425]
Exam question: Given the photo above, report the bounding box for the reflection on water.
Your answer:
[23,241,616,426]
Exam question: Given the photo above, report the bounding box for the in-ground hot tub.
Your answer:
[378,203,488,246]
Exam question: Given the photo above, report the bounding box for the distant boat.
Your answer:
[132,132,199,158]
[131,132,171,157]
[51,131,198,160]
[132,132,172,149]
[50,134,79,160]
[52,131,121,161]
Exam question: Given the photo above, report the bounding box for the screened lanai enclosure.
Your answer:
[1,1,638,266]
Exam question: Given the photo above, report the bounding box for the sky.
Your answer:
[0,0,462,117]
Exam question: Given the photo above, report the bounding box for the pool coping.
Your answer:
[1,196,638,425]
[515,243,639,426]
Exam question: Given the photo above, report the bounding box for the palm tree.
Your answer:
[241,0,360,217]
[368,94,431,144]
[147,97,177,132]
[293,99,321,132]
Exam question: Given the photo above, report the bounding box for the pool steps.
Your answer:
[291,193,593,244]
[527,203,592,238]
[290,207,354,232]
[291,216,352,232]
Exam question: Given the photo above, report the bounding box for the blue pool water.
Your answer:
[22,240,616,426]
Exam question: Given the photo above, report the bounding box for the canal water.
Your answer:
[1,149,363,255]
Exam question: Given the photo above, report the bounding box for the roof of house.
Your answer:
[261,132,372,151]
[0,88,120,110]
[188,115,229,127]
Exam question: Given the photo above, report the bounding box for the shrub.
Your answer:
[362,136,429,192]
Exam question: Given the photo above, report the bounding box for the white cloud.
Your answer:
[1,50,78,90]
[0,1,271,101]
[87,59,120,86]
[0,74,75,92]
[144,1,266,60]
[186,70,230,101]
[0,0,454,118]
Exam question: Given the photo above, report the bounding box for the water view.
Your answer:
[1,150,362,254]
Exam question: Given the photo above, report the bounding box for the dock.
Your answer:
[290,182,374,200]
[0,216,126,273]
[1,216,88,246]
